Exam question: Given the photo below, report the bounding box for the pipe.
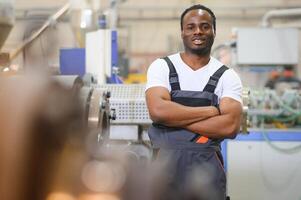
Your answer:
[9,3,70,61]
[261,8,301,27]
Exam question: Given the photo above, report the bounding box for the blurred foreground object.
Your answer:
[0,75,165,200]
[0,75,86,200]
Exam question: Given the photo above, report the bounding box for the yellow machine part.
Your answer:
[124,73,146,84]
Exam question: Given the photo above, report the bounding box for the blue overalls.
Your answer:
[148,56,229,200]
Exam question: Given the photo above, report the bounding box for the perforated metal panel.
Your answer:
[97,84,151,124]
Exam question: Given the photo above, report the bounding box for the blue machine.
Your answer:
[59,48,85,77]
[60,30,122,83]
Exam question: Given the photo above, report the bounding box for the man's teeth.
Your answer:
[193,39,202,44]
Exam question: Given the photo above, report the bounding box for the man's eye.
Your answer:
[202,24,210,30]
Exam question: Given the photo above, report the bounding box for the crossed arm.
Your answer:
[146,86,219,127]
[145,86,242,139]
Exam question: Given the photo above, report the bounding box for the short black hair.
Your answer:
[180,4,216,32]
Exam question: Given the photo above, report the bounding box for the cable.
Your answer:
[259,121,301,193]
[271,91,301,116]
[257,91,301,124]
[262,131,301,154]
[260,119,301,154]
[259,138,298,192]
[267,115,299,123]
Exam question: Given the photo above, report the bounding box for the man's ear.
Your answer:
[181,30,184,39]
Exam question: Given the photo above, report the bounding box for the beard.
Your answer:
[184,35,214,56]
[190,45,212,55]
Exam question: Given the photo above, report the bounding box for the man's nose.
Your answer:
[194,26,202,34]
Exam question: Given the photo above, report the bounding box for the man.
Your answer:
[145,4,242,200]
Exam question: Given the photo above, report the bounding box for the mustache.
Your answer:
[191,36,207,41]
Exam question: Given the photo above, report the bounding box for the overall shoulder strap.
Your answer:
[162,56,181,91]
[203,65,229,93]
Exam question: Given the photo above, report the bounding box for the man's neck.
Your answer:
[180,52,211,71]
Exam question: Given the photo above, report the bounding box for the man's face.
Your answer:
[181,9,215,55]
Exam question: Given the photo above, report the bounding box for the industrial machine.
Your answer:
[248,89,301,129]
[53,75,115,144]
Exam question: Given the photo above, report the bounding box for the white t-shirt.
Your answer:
[145,53,242,104]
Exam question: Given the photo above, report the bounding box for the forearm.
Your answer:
[149,100,218,127]
[185,113,241,139]
[146,87,219,127]
[185,97,243,139]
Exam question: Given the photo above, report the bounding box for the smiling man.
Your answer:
[145,4,243,200]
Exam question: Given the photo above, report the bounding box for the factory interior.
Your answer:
[1,0,301,199]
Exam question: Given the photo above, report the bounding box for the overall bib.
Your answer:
[148,57,229,200]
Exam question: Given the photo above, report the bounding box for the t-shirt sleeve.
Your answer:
[220,69,243,104]
[145,58,171,92]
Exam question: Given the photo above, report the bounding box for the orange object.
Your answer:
[196,136,209,144]
[270,70,280,79]
[283,70,294,78]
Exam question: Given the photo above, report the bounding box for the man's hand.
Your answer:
[185,97,242,139]
[146,86,219,127]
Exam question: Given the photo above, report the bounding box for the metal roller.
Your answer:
[87,88,111,141]
[52,75,84,91]
[52,76,113,140]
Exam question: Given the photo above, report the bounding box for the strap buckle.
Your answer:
[207,75,219,87]
[169,72,179,84]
